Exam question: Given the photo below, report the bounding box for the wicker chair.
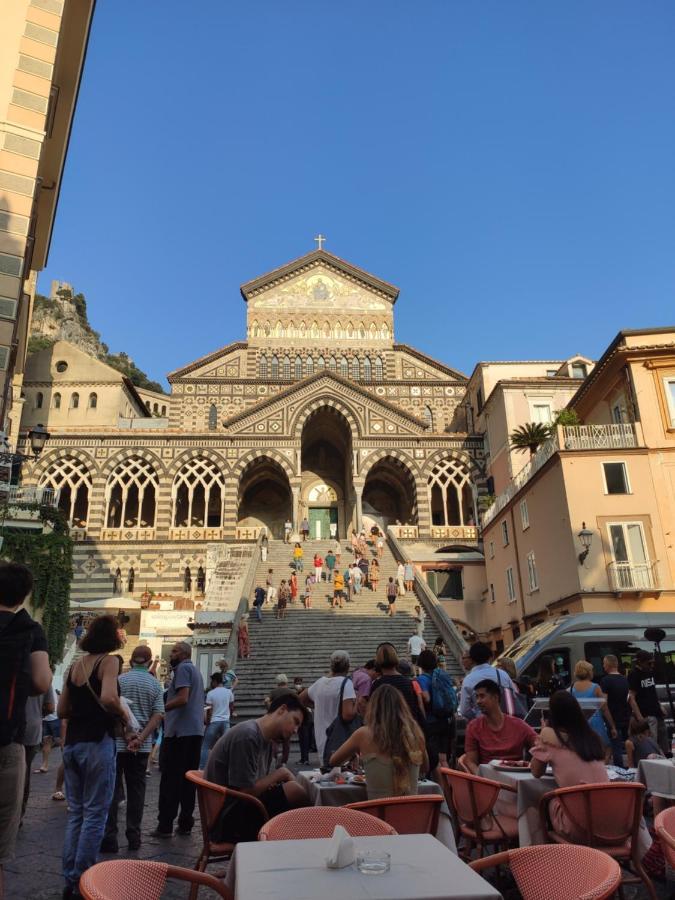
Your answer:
[654,805,675,870]
[79,860,232,900]
[258,805,397,840]
[345,794,442,835]
[470,844,621,900]
[439,765,518,859]
[185,770,268,898]
[539,781,656,900]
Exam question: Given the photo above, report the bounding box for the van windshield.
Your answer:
[499,619,562,664]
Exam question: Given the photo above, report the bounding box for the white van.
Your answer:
[497,612,675,716]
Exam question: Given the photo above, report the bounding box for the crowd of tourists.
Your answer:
[1,556,672,899]
[254,527,416,619]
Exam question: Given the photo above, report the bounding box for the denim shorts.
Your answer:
[43,719,61,741]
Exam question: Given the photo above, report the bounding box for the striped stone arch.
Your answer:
[421,447,484,483]
[290,395,363,440]
[360,448,420,479]
[232,448,296,482]
[167,448,230,478]
[100,447,167,480]
[30,446,99,482]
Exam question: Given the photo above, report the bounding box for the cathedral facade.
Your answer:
[19,249,486,602]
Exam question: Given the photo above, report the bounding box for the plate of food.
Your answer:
[348,773,366,784]
[490,759,531,772]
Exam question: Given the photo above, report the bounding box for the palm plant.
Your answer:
[510,422,551,455]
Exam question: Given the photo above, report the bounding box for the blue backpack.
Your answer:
[430,667,458,719]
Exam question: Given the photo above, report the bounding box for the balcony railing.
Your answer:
[562,423,638,450]
[482,433,559,527]
[607,560,659,592]
[0,484,60,508]
[482,422,641,529]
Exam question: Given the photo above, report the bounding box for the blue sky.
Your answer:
[42,1,675,386]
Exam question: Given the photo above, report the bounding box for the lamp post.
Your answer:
[0,423,51,465]
[577,522,594,565]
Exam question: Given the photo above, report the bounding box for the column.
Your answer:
[291,485,300,532]
[354,484,363,534]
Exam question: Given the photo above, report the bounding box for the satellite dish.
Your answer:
[644,627,666,644]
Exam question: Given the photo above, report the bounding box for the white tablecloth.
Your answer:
[478,763,555,846]
[638,757,675,799]
[228,833,502,900]
[296,773,457,853]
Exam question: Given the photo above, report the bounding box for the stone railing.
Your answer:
[169,526,225,541]
[389,525,419,540]
[608,560,659,592]
[562,423,638,450]
[99,527,156,542]
[429,525,479,542]
[386,527,467,665]
[235,525,261,541]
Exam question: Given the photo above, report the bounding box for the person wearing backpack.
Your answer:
[415,649,457,776]
[0,562,52,899]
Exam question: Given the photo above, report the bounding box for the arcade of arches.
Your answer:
[21,248,486,621]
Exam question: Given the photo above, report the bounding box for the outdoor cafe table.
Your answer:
[478,762,555,846]
[638,757,675,801]
[226,833,502,900]
[296,772,457,852]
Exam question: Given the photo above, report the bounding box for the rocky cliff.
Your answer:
[29,286,164,393]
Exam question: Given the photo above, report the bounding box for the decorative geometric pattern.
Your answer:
[427,457,474,527]
[105,456,159,529]
[39,455,92,526]
[172,457,225,527]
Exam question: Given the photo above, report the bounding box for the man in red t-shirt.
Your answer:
[464,679,536,774]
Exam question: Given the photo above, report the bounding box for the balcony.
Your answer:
[481,422,642,529]
[562,423,638,450]
[607,561,659,592]
[0,484,60,508]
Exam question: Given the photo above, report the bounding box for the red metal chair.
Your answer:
[654,805,675,870]
[79,860,232,899]
[439,766,518,859]
[345,794,442,835]
[470,844,621,900]
[258,806,397,840]
[185,770,268,898]
[539,781,656,900]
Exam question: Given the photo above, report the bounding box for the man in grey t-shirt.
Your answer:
[154,642,205,838]
[204,694,310,841]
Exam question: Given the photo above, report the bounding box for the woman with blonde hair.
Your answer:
[570,659,615,750]
[329,684,427,798]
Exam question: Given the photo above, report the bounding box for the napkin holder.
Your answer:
[325,825,356,869]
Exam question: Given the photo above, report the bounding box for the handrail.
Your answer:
[52,633,79,692]
[386,527,467,665]
[220,532,263,669]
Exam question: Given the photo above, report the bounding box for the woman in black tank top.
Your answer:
[57,615,133,898]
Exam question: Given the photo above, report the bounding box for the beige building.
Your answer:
[19,248,487,604]
[479,327,675,651]
[0,0,95,441]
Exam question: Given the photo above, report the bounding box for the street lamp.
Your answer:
[577,522,594,565]
[0,423,50,465]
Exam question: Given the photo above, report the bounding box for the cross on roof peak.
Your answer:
[313,233,326,250]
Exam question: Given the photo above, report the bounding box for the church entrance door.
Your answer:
[309,506,337,540]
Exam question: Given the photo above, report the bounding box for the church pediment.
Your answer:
[222,371,427,437]
[241,249,398,316]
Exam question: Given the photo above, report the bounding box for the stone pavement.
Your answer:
[6,758,217,900]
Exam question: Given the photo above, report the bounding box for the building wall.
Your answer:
[0,0,94,438]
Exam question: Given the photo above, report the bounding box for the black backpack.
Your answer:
[0,613,36,746]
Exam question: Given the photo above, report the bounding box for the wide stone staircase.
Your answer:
[231,538,462,721]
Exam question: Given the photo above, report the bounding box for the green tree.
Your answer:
[510,422,551,455]
[551,408,581,428]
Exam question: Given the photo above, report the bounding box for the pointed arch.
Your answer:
[358,322,366,339]
[328,356,337,373]
[290,395,362,440]
[363,356,372,381]
[374,357,384,380]
[259,355,268,378]
[282,355,291,378]
[274,320,284,337]
[310,321,319,338]
[270,355,279,378]
[39,455,92,528]
[351,356,360,379]
[317,355,325,370]
[339,356,349,378]
[305,356,314,376]
[172,456,225,527]
[208,403,218,430]
[104,456,159,529]
[422,405,433,429]
[322,321,331,338]
[294,355,303,379]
